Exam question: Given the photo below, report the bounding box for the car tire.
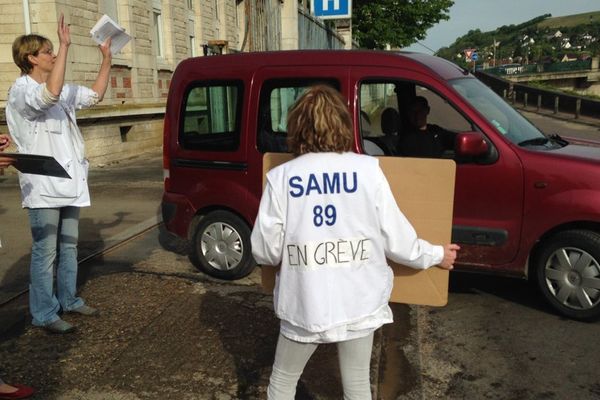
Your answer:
[189,210,256,280]
[533,229,600,321]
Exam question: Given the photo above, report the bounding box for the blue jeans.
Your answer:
[268,332,374,400]
[28,207,84,326]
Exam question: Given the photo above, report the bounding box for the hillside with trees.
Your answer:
[435,11,600,67]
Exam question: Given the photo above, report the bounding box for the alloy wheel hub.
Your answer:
[567,271,581,286]
[216,241,227,253]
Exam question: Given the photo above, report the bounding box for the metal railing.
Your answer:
[486,59,592,76]
[476,70,600,120]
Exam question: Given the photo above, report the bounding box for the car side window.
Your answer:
[397,85,469,159]
[180,81,242,151]
[358,82,401,156]
[257,79,340,153]
[359,80,475,160]
[416,86,472,133]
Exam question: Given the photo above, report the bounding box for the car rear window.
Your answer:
[257,79,340,153]
[180,80,243,151]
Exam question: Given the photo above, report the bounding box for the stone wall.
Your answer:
[0,0,346,164]
[198,0,240,53]
[80,115,164,165]
[111,66,134,100]
[0,108,165,168]
[0,0,26,96]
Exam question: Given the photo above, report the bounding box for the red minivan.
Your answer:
[162,50,600,320]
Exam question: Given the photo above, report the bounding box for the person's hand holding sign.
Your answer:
[0,134,15,169]
[439,244,460,270]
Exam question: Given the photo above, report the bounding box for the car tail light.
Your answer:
[163,112,171,192]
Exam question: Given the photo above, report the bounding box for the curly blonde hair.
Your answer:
[287,85,354,156]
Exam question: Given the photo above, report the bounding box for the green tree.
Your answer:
[352,0,454,49]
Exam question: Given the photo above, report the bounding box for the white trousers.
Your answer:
[267,332,374,400]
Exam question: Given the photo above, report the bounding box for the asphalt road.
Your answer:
[521,109,600,142]
[416,272,600,399]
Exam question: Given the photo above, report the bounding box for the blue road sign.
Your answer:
[471,52,479,62]
[311,0,352,20]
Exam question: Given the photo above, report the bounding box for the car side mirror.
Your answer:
[455,132,489,157]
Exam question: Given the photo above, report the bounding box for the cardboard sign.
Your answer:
[261,153,456,307]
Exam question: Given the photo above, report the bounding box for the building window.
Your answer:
[100,0,119,21]
[187,0,194,9]
[188,19,196,57]
[189,35,196,57]
[153,9,164,58]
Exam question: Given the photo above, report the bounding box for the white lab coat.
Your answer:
[6,75,99,208]
[251,152,443,342]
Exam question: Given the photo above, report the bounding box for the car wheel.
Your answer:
[189,210,256,280]
[534,230,600,321]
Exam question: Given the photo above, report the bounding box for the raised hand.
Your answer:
[99,37,112,59]
[57,13,71,47]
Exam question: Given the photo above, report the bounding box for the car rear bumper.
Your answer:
[161,192,196,239]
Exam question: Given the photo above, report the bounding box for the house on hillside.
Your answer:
[559,53,578,62]
[581,33,594,43]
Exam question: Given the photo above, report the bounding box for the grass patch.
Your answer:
[537,11,600,29]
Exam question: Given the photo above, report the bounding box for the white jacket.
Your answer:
[6,75,99,208]
[251,152,443,336]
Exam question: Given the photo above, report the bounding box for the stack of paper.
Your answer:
[90,14,131,55]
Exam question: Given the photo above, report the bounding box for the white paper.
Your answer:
[90,14,131,55]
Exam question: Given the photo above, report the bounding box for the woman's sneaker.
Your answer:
[44,319,75,334]
[69,305,99,316]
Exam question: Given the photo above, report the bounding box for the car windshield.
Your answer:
[449,77,557,148]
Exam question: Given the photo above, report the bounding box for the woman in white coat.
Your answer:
[251,85,459,399]
[5,15,112,334]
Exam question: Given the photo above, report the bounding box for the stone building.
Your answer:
[0,0,347,164]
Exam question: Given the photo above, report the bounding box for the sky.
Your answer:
[404,0,600,53]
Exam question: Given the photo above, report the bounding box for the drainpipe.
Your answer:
[239,0,250,52]
[22,0,31,33]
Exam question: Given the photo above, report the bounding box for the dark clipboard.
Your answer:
[1,153,71,179]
